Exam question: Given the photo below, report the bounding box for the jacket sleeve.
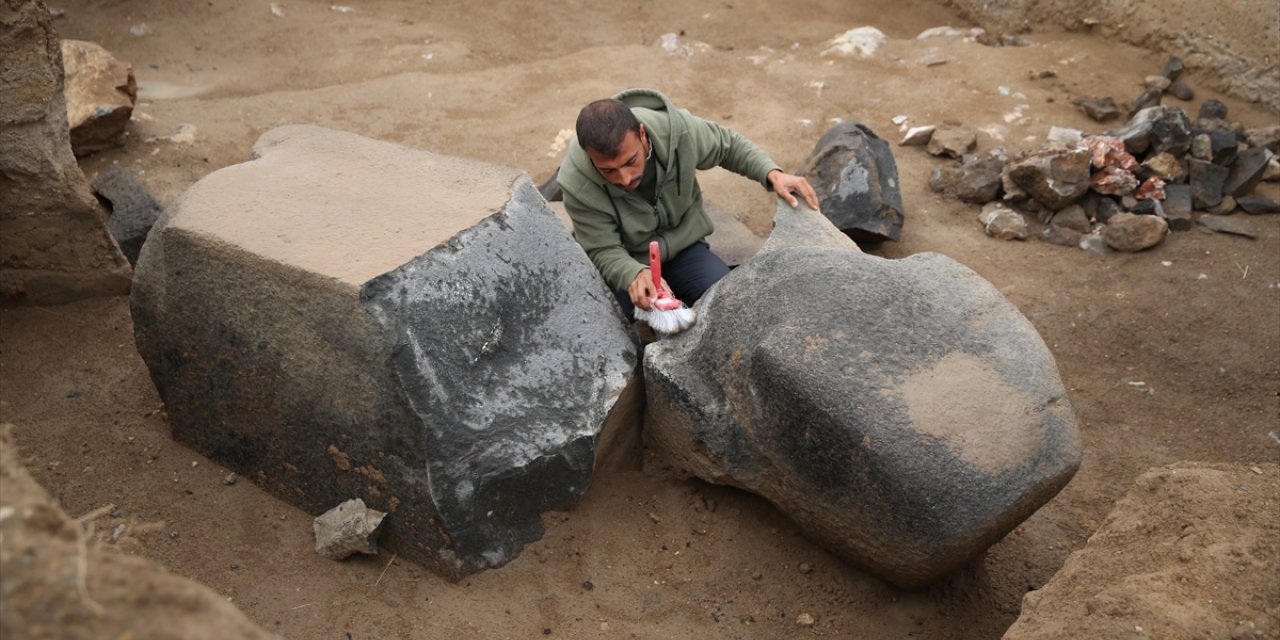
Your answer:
[563,189,647,292]
[681,109,782,187]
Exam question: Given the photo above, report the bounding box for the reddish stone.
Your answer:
[1083,135,1139,171]
[1135,177,1167,201]
[1090,166,1139,196]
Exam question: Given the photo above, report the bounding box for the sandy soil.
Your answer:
[2,0,1278,638]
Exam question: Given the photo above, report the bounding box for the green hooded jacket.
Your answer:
[557,88,780,291]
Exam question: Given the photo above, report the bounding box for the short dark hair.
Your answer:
[576,99,640,157]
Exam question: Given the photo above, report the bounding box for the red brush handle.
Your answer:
[648,241,662,289]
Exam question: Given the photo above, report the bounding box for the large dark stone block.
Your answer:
[798,123,904,243]
[131,125,638,580]
[644,203,1081,589]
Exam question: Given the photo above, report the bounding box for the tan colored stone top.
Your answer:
[171,125,525,287]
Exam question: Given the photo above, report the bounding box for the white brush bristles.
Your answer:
[635,304,697,335]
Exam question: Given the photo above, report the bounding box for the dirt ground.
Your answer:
[2,0,1278,638]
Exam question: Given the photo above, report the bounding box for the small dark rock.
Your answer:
[581,579,594,591]
[1201,129,1240,167]
[1051,205,1091,234]
[1189,159,1229,210]
[929,153,1005,204]
[65,390,82,399]
[1129,88,1163,117]
[230,562,240,570]
[92,164,164,266]
[1160,56,1184,81]
[1077,97,1121,122]
[1198,99,1228,121]
[1197,215,1256,238]
[1132,200,1158,216]
[798,122,905,243]
[1167,82,1194,101]
[1163,184,1193,231]
[1236,195,1280,214]
[1224,148,1273,197]
[1096,197,1123,223]
[537,169,562,202]
[1149,107,1192,156]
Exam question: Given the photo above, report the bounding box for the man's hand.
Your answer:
[628,268,670,311]
[768,170,821,212]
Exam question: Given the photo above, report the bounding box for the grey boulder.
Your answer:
[1005,147,1092,211]
[131,125,638,580]
[798,123,905,243]
[644,203,1081,589]
[92,164,164,266]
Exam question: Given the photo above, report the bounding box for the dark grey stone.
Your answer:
[1109,107,1162,155]
[1149,107,1192,157]
[1076,97,1120,122]
[928,153,1005,204]
[1167,82,1194,101]
[92,164,164,266]
[1189,159,1229,209]
[643,202,1081,589]
[537,168,562,202]
[1004,147,1092,211]
[798,122,904,243]
[1041,223,1083,247]
[1162,184,1192,231]
[1197,215,1256,238]
[1096,197,1123,224]
[131,125,638,581]
[1237,195,1280,214]
[1201,129,1240,167]
[1198,99,1228,120]
[1161,56,1184,81]
[1131,199,1157,216]
[1050,204,1090,234]
[1128,88,1163,117]
[1223,147,1272,196]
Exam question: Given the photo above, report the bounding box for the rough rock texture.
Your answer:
[926,123,977,158]
[929,153,1005,204]
[940,0,1280,112]
[0,0,132,305]
[60,39,136,157]
[1003,463,1280,640]
[1005,147,1092,211]
[1237,195,1280,214]
[313,498,387,560]
[797,123,904,243]
[1197,214,1256,238]
[131,125,638,580]
[643,202,1081,589]
[0,424,281,640]
[980,203,1030,240]
[1162,183,1192,231]
[1103,212,1167,251]
[91,164,163,266]
[1188,159,1229,210]
[1223,147,1273,197]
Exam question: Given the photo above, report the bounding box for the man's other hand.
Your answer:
[767,170,821,212]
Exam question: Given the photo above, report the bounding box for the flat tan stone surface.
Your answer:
[170,125,526,287]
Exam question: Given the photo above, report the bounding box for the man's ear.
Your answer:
[638,123,647,145]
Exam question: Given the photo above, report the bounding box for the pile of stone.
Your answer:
[918,59,1280,253]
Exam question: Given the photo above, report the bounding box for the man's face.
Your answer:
[586,125,648,191]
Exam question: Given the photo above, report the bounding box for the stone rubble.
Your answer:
[899,58,1277,255]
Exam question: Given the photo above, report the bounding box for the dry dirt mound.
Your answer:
[0,424,280,640]
[1004,462,1280,639]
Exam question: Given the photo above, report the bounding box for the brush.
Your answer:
[633,240,696,335]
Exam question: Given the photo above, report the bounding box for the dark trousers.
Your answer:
[614,240,729,318]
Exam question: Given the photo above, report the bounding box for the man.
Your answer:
[557,88,820,317]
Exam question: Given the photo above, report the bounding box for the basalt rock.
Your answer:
[798,122,904,243]
[643,202,1081,589]
[131,125,638,580]
[928,152,1005,204]
[1076,97,1120,123]
[1189,159,1229,210]
[92,164,164,266]
[1162,184,1192,231]
[1005,147,1092,211]
[1223,147,1273,197]
[1237,195,1280,214]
